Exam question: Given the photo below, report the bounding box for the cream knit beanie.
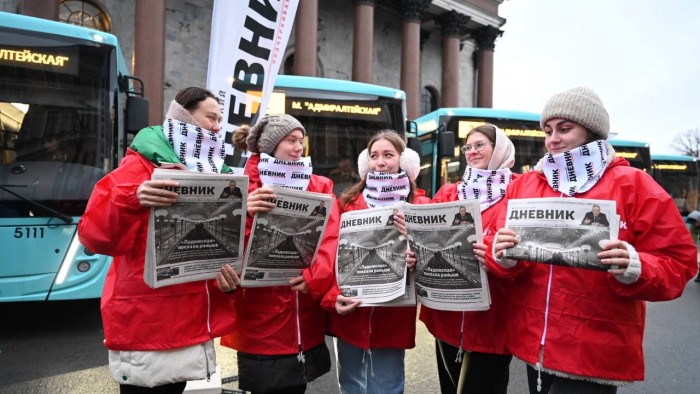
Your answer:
[246,114,306,155]
[540,87,610,140]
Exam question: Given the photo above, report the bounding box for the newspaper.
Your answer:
[144,168,248,288]
[504,197,619,270]
[240,186,333,287]
[406,200,490,312]
[336,204,409,305]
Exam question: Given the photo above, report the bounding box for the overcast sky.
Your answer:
[493,0,700,155]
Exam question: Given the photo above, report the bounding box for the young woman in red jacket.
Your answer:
[321,130,429,394]
[489,87,698,393]
[420,124,517,394]
[220,114,339,394]
[78,87,241,394]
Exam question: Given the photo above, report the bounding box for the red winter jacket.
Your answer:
[78,150,236,350]
[419,179,517,355]
[322,191,430,350]
[490,157,697,382]
[220,154,339,355]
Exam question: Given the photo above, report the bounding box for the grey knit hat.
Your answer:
[540,87,610,140]
[246,114,306,155]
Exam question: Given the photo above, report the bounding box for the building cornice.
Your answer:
[431,0,505,28]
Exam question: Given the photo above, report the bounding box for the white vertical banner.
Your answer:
[206,0,299,165]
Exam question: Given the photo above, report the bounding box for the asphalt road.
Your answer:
[1,282,698,393]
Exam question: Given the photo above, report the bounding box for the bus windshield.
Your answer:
[266,76,406,196]
[412,109,541,195]
[652,155,700,216]
[0,27,115,218]
[609,139,652,173]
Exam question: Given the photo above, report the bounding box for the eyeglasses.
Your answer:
[461,141,494,154]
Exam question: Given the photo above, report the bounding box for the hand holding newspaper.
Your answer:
[503,197,619,270]
[240,186,333,287]
[144,168,248,288]
[335,204,410,306]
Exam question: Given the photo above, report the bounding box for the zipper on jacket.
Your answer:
[205,280,212,334]
[540,265,554,346]
[295,291,305,363]
[455,311,465,363]
[534,265,555,392]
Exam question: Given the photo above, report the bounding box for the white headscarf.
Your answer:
[457,125,514,211]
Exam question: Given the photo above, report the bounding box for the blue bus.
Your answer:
[0,12,147,301]
[608,138,652,174]
[411,108,542,196]
[263,75,407,196]
[652,154,700,216]
[411,108,654,196]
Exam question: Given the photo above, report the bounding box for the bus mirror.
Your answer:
[407,137,421,155]
[405,120,417,134]
[439,131,455,158]
[125,96,149,135]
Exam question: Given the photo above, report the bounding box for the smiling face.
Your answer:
[190,97,222,133]
[369,138,401,174]
[273,129,305,161]
[464,131,494,170]
[543,118,593,155]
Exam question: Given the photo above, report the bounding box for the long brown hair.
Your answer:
[340,130,418,207]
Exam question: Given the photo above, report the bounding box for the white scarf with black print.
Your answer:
[456,166,512,211]
[162,119,226,173]
[542,140,609,196]
[362,171,411,208]
[257,153,313,191]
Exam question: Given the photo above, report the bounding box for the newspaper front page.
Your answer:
[504,197,618,270]
[240,187,333,287]
[407,200,490,311]
[144,169,248,288]
[336,204,409,305]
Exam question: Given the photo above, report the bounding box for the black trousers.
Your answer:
[526,365,618,394]
[119,382,187,394]
[435,339,512,394]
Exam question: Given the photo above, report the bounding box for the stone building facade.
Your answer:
[1,0,506,123]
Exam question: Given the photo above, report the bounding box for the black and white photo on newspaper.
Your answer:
[406,200,490,312]
[145,168,248,288]
[336,204,409,305]
[503,197,618,270]
[240,186,333,287]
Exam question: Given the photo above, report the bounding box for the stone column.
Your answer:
[134,0,165,124]
[352,0,375,83]
[18,0,58,20]
[475,26,503,108]
[294,0,318,76]
[437,11,470,107]
[400,0,431,119]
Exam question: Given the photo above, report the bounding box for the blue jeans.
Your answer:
[335,338,406,394]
